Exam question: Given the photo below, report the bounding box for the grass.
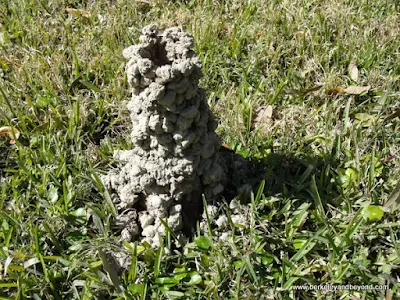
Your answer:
[0,0,399,299]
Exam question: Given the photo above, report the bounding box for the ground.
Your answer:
[0,0,399,299]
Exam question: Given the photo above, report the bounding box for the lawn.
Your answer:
[0,0,399,299]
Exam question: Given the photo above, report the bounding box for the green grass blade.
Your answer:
[153,236,164,278]
[202,195,213,238]
[309,175,326,218]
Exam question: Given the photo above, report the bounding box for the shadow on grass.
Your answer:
[221,149,344,210]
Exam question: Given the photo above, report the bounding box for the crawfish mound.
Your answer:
[102,24,227,248]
